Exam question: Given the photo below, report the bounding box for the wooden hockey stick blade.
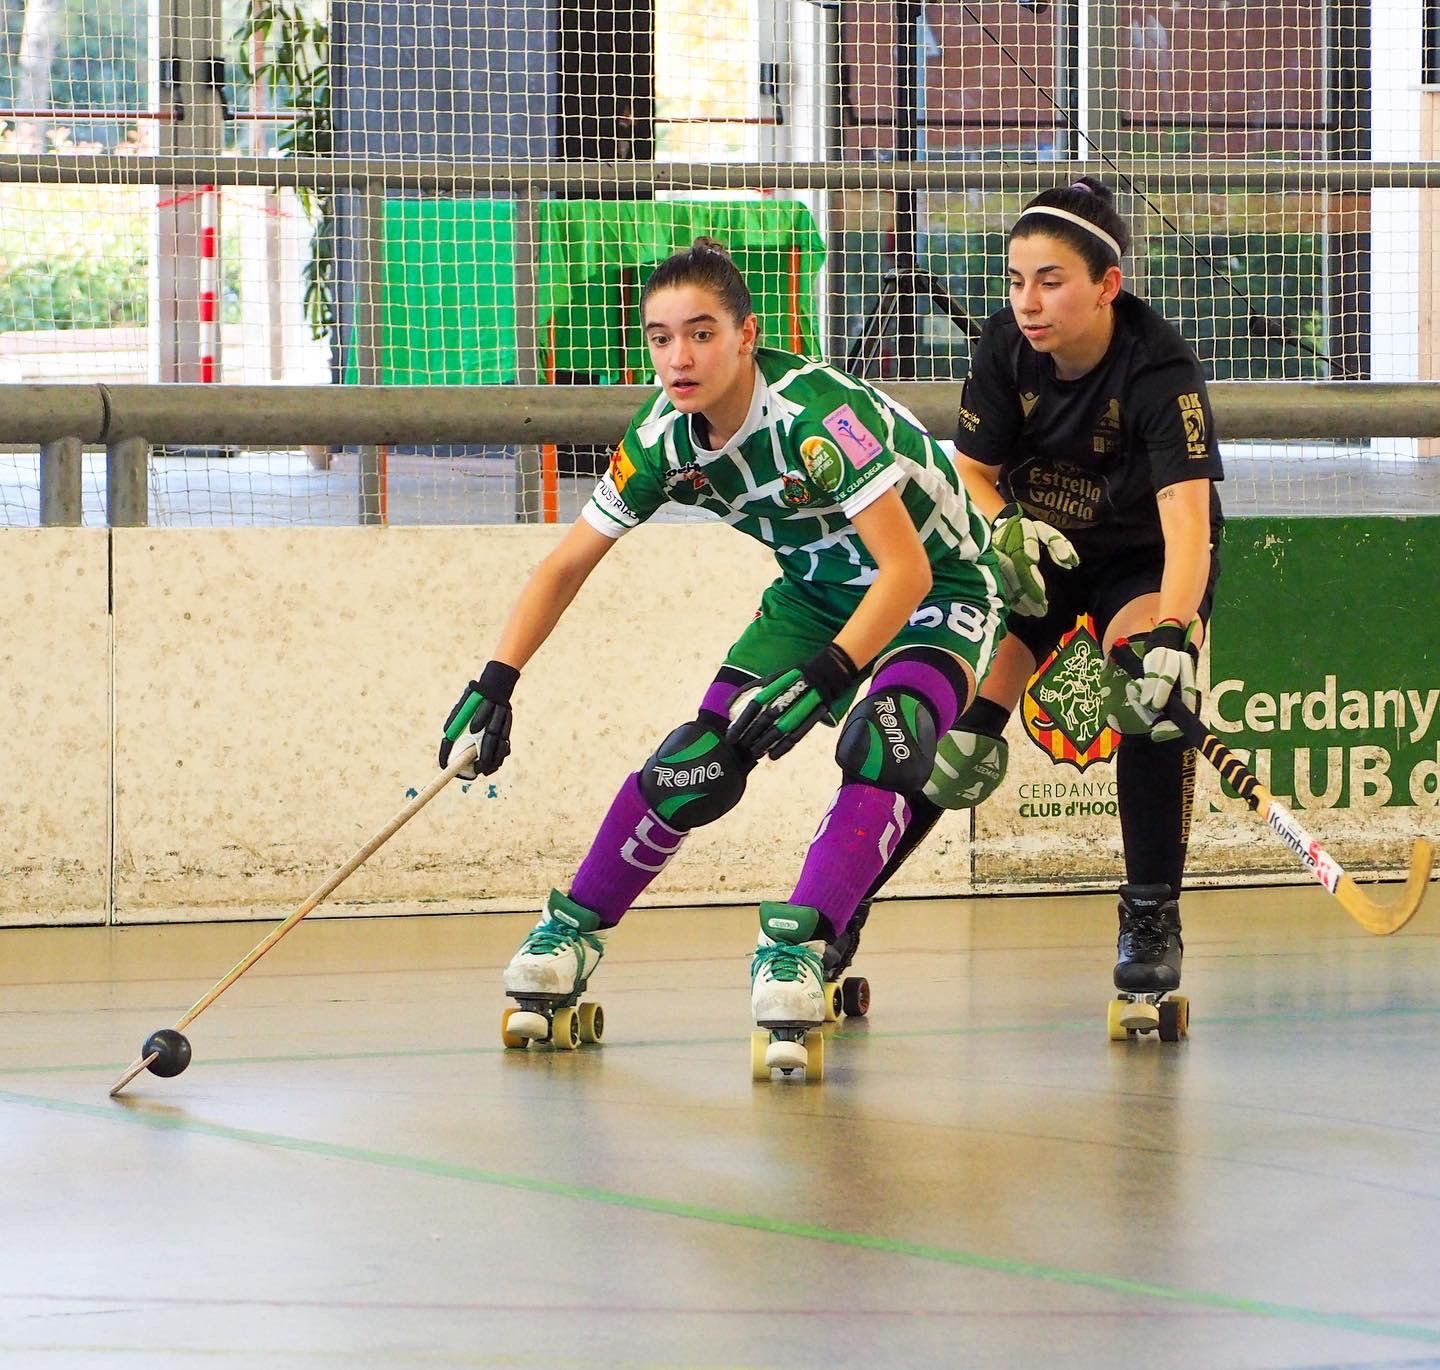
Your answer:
[108,743,478,1098]
[108,1051,160,1100]
[1110,646,1433,936]
[1334,838,1433,935]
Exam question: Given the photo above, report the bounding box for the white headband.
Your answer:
[1015,205,1123,263]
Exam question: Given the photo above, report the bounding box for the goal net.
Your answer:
[1,1,1434,526]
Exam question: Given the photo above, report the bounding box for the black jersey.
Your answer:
[955,291,1223,562]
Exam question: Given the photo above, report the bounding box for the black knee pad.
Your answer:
[835,688,937,794]
[639,714,751,830]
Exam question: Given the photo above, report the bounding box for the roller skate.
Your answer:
[1107,883,1189,1043]
[750,902,827,1082]
[820,898,872,1022]
[501,889,607,1050]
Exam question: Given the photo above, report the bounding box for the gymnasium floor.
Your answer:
[3,886,1438,1370]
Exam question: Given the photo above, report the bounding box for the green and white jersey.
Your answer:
[582,347,997,598]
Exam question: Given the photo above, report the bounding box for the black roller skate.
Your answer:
[819,899,872,1022]
[1107,883,1189,1042]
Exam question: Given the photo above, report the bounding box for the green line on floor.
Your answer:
[4,1086,1438,1349]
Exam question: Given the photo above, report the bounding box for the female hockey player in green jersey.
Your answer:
[439,237,1005,1074]
[871,178,1224,1039]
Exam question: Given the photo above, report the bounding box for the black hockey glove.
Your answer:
[439,660,519,779]
[726,642,859,762]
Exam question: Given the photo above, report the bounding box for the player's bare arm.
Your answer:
[954,450,1007,520]
[438,517,616,781]
[832,486,933,669]
[1154,477,1212,636]
[492,516,618,671]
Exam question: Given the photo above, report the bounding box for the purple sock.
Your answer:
[788,656,961,937]
[569,773,687,927]
[790,783,910,937]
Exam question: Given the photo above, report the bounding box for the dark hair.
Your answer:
[640,236,754,325]
[1009,177,1131,280]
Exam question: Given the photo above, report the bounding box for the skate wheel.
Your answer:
[751,1029,771,1081]
[551,1005,580,1050]
[823,982,842,1023]
[1106,999,1130,1042]
[803,1029,825,1082]
[841,976,869,1018]
[1157,996,1192,1037]
[577,1001,604,1044]
[505,1008,549,1043]
[501,1007,529,1050]
[765,1035,808,1074]
[1118,999,1159,1034]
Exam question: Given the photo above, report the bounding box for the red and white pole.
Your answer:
[198,184,219,383]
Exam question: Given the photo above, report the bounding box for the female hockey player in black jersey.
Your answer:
[848,177,1223,1030]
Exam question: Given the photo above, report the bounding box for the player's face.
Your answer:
[643,284,758,422]
[1008,234,1122,377]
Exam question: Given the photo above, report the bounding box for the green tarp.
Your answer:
[365,198,824,386]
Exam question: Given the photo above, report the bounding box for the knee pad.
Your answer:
[638,715,750,830]
[835,688,937,794]
[923,728,1009,810]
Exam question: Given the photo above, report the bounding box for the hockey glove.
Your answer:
[439,660,519,779]
[1129,619,1200,743]
[726,642,859,762]
[990,503,1080,617]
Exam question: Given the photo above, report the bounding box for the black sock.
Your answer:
[1116,736,1196,897]
[958,696,1012,738]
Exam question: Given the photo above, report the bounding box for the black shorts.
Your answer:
[1005,542,1221,664]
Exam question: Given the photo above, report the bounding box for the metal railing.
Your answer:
[6,380,1440,526]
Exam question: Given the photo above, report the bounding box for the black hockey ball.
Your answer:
[142,1028,192,1078]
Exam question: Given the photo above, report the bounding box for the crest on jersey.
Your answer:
[798,435,845,492]
[1021,615,1121,771]
[1092,398,1122,456]
[780,472,814,507]
[662,461,709,505]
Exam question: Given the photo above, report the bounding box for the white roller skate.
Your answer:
[501,889,608,1051]
[750,902,827,1082]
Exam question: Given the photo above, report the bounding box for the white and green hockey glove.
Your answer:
[990,502,1080,617]
[1128,619,1200,743]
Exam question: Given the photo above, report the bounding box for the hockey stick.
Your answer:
[1112,650,1433,937]
[108,744,477,1098]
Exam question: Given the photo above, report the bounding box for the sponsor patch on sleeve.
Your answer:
[592,476,636,524]
[1177,392,1207,459]
[798,436,845,492]
[821,404,884,467]
[608,441,637,492]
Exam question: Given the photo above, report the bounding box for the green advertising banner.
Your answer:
[1208,516,1440,815]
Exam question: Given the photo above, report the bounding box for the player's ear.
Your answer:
[1098,264,1123,307]
[740,313,759,353]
